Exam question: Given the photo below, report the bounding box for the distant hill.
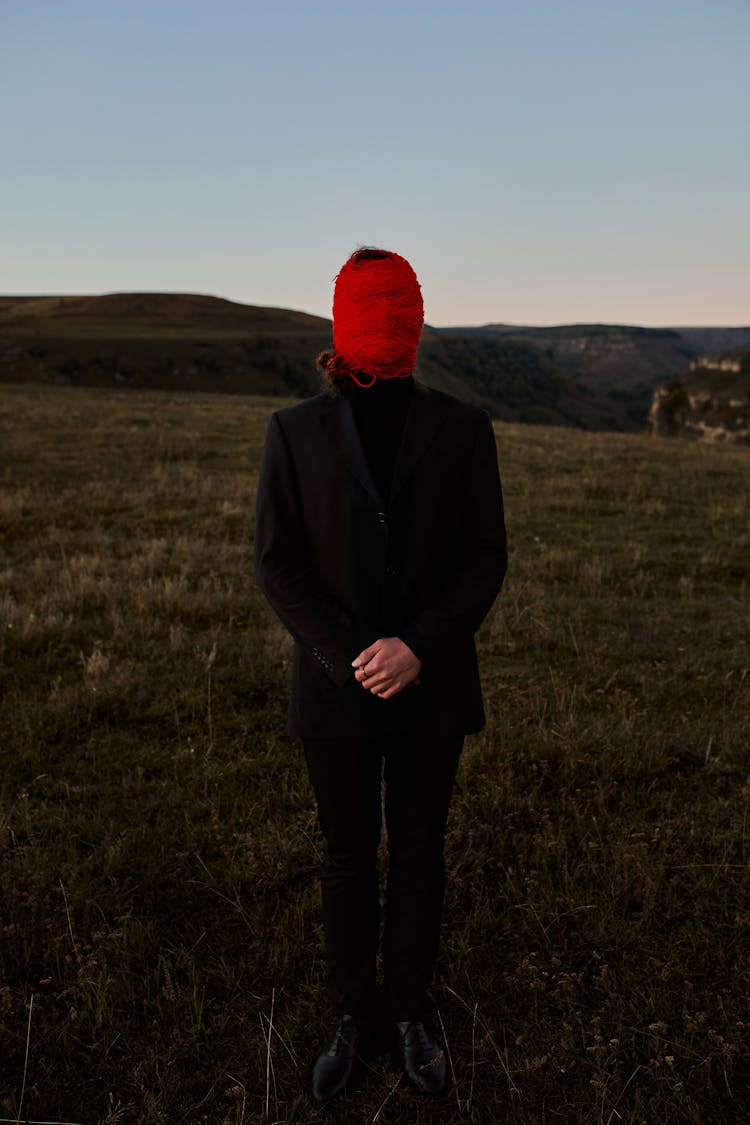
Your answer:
[1,291,744,433]
[0,293,333,398]
[417,329,636,430]
[438,321,697,393]
[667,327,750,354]
[0,292,327,334]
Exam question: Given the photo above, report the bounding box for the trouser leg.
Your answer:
[381,733,464,1021]
[302,737,382,1021]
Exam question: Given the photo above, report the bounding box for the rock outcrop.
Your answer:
[649,349,750,444]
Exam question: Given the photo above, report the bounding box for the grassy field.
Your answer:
[1,383,748,1124]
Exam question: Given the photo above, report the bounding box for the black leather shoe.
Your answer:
[311,1014,365,1102]
[394,1019,448,1095]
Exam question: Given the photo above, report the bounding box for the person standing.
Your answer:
[253,247,507,1102]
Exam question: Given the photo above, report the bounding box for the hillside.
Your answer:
[0,292,327,334]
[668,326,750,354]
[417,329,635,429]
[0,292,739,433]
[440,321,697,400]
[0,293,333,399]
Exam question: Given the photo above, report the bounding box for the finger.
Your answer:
[375,682,403,700]
[355,662,388,685]
[365,679,391,694]
[370,685,392,698]
[362,676,391,693]
[352,639,384,668]
[364,670,392,691]
[359,675,388,689]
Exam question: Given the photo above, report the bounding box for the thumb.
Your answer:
[352,640,381,668]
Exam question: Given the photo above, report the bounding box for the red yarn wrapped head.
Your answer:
[327,248,424,388]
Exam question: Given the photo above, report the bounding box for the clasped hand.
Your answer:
[352,637,422,700]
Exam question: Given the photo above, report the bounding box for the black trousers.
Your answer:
[302,732,464,1023]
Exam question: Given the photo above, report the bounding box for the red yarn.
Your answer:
[329,249,424,383]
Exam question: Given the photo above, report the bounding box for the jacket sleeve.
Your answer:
[397,411,507,665]
[253,411,361,687]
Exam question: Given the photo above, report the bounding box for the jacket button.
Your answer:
[385,565,397,577]
[377,511,387,525]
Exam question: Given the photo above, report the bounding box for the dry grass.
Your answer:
[1,384,748,1124]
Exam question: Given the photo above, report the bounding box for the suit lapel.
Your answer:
[389,380,450,504]
[317,380,450,507]
[318,393,383,505]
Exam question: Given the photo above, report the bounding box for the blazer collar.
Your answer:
[318,380,450,507]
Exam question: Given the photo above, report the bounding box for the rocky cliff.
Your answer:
[649,349,750,444]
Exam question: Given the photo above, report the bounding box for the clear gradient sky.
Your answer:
[2,0,748,326]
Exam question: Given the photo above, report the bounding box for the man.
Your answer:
[253,248,507,1102]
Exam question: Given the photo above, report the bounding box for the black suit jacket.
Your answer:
[253,379,507,738]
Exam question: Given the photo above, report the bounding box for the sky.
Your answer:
[2,0,748,327]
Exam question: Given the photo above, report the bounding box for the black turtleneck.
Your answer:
[346,376,415,504]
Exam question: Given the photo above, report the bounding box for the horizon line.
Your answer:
[0,290,748,332]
